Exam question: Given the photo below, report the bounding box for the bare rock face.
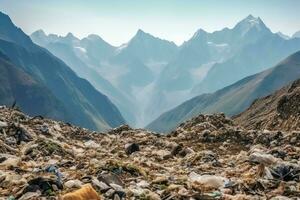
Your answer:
[234,79,300,131]
[0,106,300,199]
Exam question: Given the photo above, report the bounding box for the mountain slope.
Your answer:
[0,12,125,130]
[32,29,178,127]
[158,15,272,92]
[31,31,136,125]
[146,15,283,126]
[0,13,34,50]
[193,34,300,94]
[0,51,69,119]
[293,30,300,38]
[234,78,300,131]
[31,30,116,67]
[110,29,178,91]
[191,16,300,94]
[147,51,300,133]
[277,32,290,40]
[114,29,178,64]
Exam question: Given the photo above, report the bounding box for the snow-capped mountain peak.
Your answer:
[234,14,270,36]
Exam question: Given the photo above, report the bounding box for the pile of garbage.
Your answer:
[0,106,300,199]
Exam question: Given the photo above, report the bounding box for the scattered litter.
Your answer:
[0,106,299,199]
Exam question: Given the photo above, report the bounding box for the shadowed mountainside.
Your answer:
[0,12,125,131]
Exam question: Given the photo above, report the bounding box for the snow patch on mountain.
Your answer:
[116,43,128,53]
[96,63,129,87]
[145,61,168,75]
[189,62,216,83]
[74,46,87,53]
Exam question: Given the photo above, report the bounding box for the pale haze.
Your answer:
[1,0,300,45]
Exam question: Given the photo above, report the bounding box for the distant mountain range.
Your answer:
[192,33,300,94]
[31,29,136,125]
[31,29,179,126]
[2,10,300,130]
[30,15,300,127]
[146,15,300,125]
[0,12,125,131]
[147,50,300,133]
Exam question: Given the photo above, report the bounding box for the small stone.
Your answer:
[177,187,189,196]
[290,137,297,144]
[5,137,16,145]
[110,183,124,191]
[98,173,124,187]
[137,180,150,188]
[39,124,49,134]
[64,179,83,188]
[92,178,110,192]
[145,190,161,200]
[105,188,115,197]
[84,140,100,148]
[0,120,8,127]
[152,176,168,184]
[125,143,140,155]
[114,194,121,200]
[0,154,20,168]
[171,144,183,156]
[166,184,181,191]
[19,191,41,200]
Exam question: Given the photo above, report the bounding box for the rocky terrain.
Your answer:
[234,79,300,132]
[0,103,300,199]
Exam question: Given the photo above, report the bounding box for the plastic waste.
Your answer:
[62,184,101,200]
[270,164,300,181]
[189,172,227,189]
[249,152,278,165]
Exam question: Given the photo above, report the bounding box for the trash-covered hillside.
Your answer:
[0,107,300,199]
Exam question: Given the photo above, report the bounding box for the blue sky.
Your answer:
[1,0,300,45]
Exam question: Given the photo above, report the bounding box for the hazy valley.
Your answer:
[29,14,300,129]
